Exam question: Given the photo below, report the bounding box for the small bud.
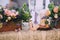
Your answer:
[7,17,11,20]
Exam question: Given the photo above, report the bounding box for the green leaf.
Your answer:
[45,20,49,24]
[50,21,55,28]
[48,3,54,11]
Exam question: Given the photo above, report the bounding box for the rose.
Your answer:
[4,9,11,16]
[53,6,58,13]
[4,9,18,17]
[45,10,51,16]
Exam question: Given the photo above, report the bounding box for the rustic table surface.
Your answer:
[0,29,60,40]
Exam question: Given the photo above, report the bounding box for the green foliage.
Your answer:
[58,5,60,11]
[48,3,54,11]
[21,3,31,22]
[58,5,60,17]
[15,3,32,22]
[48,3,60,18]
[0,3,32,23]
[50,21,55,28]
[45,20,49,24]
[48,3,60,28]
[48,3,55,19]
[0,7,4,14]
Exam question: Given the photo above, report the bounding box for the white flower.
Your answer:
[7,17,11,20]
[54,14,58,18]
[0,6,2,9]
[49,17,52,20]
[16,11,19,15]
[47,19,50,25]
[6,20,8,22]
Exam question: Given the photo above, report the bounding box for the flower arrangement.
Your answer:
[48,3,60,28]
[0,6,19,23]
[40,3,60,29]
[48,3,60,19]
[0,3,31,29]
[0,3,31,23]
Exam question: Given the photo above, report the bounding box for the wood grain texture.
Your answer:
[0,29,60,40]
[0,22,22,32]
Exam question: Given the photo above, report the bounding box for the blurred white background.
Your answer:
[0,0,9,6]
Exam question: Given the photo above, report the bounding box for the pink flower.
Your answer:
[45,10,51,16]
[4,9,18,17]
[7,10,12,16]
[11,13,15,17]
[13,14,17,17]
[4,9,11,16]
[15,11,19,15]
[53,6,58,13]
[4,9,9,15]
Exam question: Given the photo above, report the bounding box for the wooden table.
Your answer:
[0,29,60,40]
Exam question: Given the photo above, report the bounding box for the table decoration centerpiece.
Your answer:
[39,3,60,29]
[0,3,31,32]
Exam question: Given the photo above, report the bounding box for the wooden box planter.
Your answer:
[54,17,60,29]
[37,25,52,30]
[55,21,60,29]
[0,21,22,32]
